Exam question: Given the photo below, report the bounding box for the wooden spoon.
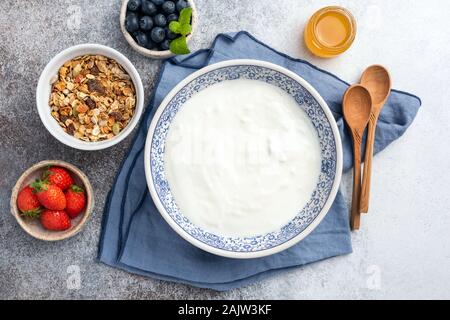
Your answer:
[343,85,373,230]
[359,65,392,213]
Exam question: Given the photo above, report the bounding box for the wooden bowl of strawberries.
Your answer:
[10,160,94,241]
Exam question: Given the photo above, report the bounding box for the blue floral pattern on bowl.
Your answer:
[149,64,337,253]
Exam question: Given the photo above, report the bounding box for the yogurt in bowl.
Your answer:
[144,59,342,259]
[164,79,322,238]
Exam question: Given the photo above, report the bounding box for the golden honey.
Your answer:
[304,6,356,58]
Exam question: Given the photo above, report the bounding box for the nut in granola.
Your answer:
[49,54,136,142]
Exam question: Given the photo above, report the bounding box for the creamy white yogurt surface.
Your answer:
[164,79,321,237]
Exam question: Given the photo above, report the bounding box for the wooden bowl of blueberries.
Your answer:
[120,0,197,59]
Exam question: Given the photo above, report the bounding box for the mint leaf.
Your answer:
[168,7,192,55]
[169,21,181,34]
[179,7,192,25]
[179,23,192,36]
[169,36,190,55]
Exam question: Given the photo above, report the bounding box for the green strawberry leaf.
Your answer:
[169,36,190,55]
[169,21,182,34]
[31,179,48,192]
[42,167,52,180]
[20,208,42,219]
[179,7,192,25]
[71,185,84,193]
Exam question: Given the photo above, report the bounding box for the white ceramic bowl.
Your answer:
[144,59,343,259]
[36,44,144,151]
[120,0,197,59]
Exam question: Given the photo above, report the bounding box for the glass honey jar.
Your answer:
[304,6,357,58]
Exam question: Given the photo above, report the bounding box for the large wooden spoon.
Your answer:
[359,65,392,213]
[343,85,372,230]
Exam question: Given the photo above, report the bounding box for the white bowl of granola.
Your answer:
[36,44,144,151]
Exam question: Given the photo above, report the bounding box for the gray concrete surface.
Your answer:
[1,0,449,299]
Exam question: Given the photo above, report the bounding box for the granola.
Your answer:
[49,55,136,142]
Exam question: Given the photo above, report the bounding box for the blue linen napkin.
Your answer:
[98,31,421,291]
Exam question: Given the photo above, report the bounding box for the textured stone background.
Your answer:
[1,0,449,299]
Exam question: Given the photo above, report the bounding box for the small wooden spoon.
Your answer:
[343,85,373,230]
[359,65,392,213]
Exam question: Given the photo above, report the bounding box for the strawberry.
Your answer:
[42,166,74,191]
[31,179,66,210]
[40,210,71,231]
[17,186,42,218]
[65,185,86,218]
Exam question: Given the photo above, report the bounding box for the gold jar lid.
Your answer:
[304,6,357,58]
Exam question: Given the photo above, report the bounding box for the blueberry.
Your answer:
[150,27,166,43]
[160,40,170,51]
[139,16,154,30]
[154,14,167,27]
[162,1,176,14]
[167,13,178,23]
[145,38,158,50]
[125,13,140,33]
[165,27,178,40]
[141,0,157,15]
[127,0,142,11]
[176,0,189,12]
[151,0,164,5]
[134,31,148,47]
